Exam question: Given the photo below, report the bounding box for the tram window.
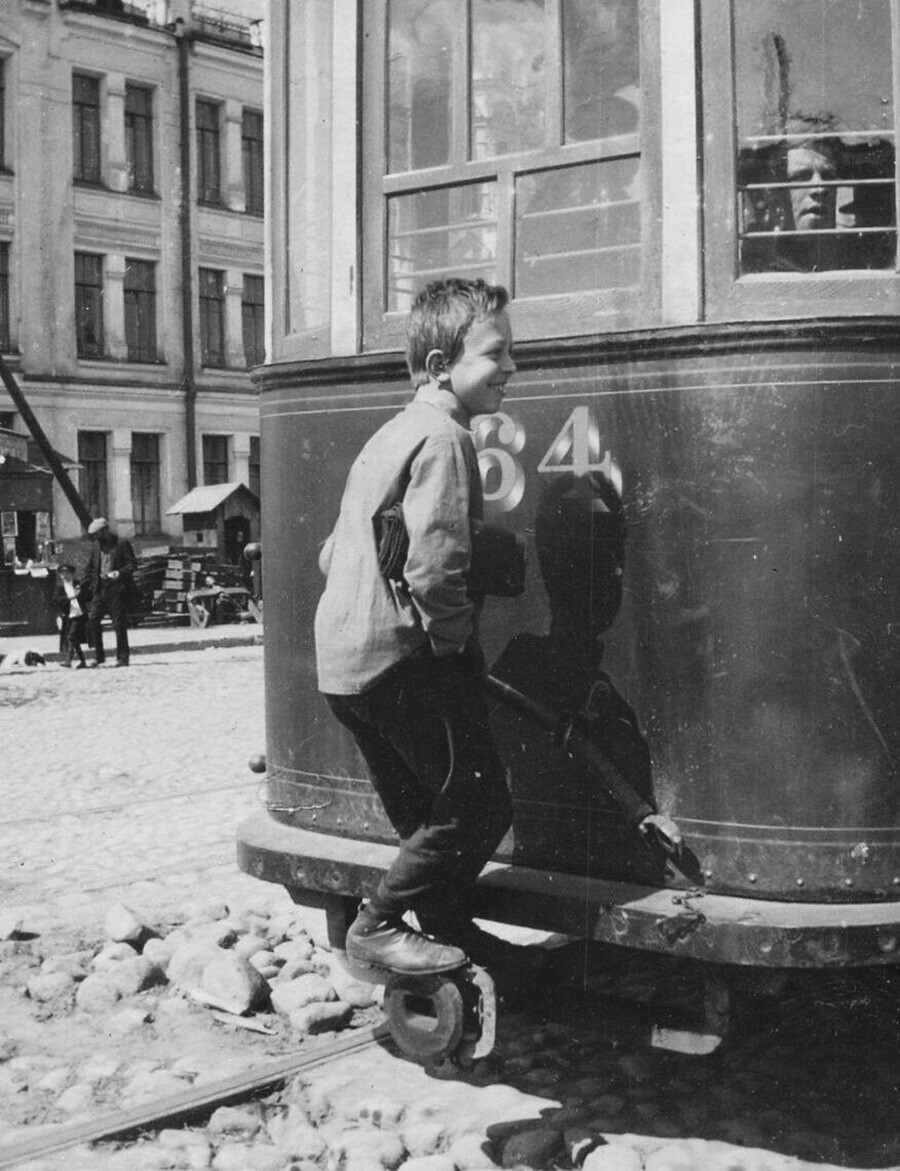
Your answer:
[367,0,649,345]
[515,157,640,297]
[733,0,896,276]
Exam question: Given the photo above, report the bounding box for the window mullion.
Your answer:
[454,0,471,163]
[545,0,562,147]
[496,168,515,294]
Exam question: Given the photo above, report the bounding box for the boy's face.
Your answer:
[445,311,516,418]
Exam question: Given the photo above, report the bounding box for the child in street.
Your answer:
[315,278,521,979]
[53,563,88,669]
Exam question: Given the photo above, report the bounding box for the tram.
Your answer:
[238,0,899,1059]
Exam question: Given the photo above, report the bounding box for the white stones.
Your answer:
[583,1143,645,1171]
[208,1104,264,1137]
[93,941,140,969]
[193,952,269,1015]
[270,973,336,1016]
[26,970,76,1002]
[211,1141,284,1171]
[55,1082,96,1114]
[288,999,352,1035]
[0,912,24,941]
[104,903,148,944]
[328,1127,407,1170]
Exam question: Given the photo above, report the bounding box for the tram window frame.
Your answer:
[360,0,662,351]
[700,2,899,322]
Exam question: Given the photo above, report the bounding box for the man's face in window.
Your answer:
[787,145,838,232]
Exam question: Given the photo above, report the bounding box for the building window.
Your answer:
[242,108,264,215]
[73,73,101,184]
[241,273,264,367]
[363,0,646,346]
[199,268,225,367]
[124,259,157,362]
[248,435,260,500]
[196,99,222,204]
[77,431,109,520]
[125,83,154,193]
[202,434,230,485]
[0,243,9,352]
[130,432,161,535]
[74,252,104,359]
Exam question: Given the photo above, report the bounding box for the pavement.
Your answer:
[0,618,263,664]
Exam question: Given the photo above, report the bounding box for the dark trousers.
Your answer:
[88,587,130,665]
[325,652,511,922]
[60,615,87,666]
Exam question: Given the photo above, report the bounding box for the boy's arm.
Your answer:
[403,434,475,657]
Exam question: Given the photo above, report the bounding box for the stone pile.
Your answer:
[17,898,380,1039]
[1,899,897,1171]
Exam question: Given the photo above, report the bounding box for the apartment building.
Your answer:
[0,0,264,551]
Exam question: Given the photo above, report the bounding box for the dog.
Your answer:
[0,650,47,671]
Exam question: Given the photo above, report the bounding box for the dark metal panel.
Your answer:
[256,338,899,909]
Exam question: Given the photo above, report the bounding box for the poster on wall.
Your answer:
[3,536,16,565]
[1,511,18,538]
[35,512,51,540]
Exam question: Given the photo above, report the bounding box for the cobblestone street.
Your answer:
[1,646,898,1171]
[0,645,298,935]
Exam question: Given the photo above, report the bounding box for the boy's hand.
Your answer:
[638,813,683,854]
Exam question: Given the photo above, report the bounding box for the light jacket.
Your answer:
[315,383,483,695]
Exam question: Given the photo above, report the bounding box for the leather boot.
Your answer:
[346,903,467,978]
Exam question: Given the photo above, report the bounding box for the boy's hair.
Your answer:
[406,278,509,388]
[59,563,76,574]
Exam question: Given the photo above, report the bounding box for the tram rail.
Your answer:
[0,1023,391,1169]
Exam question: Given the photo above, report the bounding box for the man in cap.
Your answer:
[84,518,138,667]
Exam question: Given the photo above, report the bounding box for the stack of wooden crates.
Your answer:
[156,556,206,619]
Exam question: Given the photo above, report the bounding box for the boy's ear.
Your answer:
[425,348,449,383]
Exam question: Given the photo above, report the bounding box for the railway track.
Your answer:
[0,1022,391,1169]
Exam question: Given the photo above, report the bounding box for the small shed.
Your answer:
[167,482,260,564]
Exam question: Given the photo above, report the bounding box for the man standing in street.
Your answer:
[84,518,138,668]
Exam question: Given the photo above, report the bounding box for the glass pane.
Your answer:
[734,0,896,274]
[515,158,640,297]
[562,0,640,143]
[387,0,457,172]
[386,182,497,312]
[471,0,547,159]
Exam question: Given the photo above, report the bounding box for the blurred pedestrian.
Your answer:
[84,518,138,668]
[53,562,88,668]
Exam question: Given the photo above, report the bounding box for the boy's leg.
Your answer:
[353,654,512,923]
[325,689,468,976]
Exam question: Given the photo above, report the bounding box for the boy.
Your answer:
[315,278,518,978]
[53,563,88,668]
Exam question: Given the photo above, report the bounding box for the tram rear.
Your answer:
[238,0,900,1021]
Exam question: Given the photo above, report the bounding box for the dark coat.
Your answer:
[84,534,138,599]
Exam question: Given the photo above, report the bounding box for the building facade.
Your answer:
[0,0,264,551]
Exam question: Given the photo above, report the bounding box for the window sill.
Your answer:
[73,179,109,192]
[125,188,160,202]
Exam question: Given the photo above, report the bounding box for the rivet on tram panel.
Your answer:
[748,873,757,883]
[363,823,370,831]
[844,878,853,888]
[311,813,317,822]
[795,878,805,887]
[877,933,897,953]
[703,870,713,879]
[336,818,342,826]
[892,877,900,887]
